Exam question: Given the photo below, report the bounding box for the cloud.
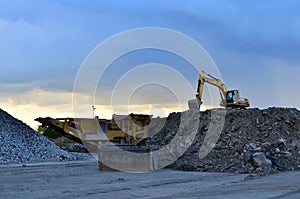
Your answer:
[2,0,299,87]
[0,87,72,106]
[0,87,74,128]
[1,0,300,128]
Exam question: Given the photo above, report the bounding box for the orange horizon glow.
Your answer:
[1,101,215,130]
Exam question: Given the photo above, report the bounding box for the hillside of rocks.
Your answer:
[144,107,300,175]
[0,109,92,165]
[1,106,300,175]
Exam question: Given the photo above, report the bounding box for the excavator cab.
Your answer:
[226,90,239,103]
[225,90,249,108]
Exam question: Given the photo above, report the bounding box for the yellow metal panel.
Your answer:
[78,119,99,134]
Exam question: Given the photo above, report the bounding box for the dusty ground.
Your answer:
[1,160,300,199]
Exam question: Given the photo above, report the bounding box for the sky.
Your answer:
[1,0,300,128]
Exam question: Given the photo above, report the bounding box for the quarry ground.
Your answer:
[1,160,300,199]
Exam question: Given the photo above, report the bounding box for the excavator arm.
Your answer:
[196,71,228,106]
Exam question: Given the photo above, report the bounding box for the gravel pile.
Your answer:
[143,107,300,175]
[0,109,92,165]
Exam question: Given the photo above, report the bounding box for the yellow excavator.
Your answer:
[188,70,250,110]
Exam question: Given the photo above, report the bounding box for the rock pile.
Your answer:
[143,107,300,175]
[1,106,299,174]
[0,109,92,165]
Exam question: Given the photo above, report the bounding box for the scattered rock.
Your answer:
[249,143,257,150]
[277,138,286,145]
[252,152,272,167]
[67,143,87,153]
[245,173,257,179]
[281,151,292,158]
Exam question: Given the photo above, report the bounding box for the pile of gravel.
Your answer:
[143,107,300,175]
[0,109,92,165]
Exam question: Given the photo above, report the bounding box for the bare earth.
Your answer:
[0,160,300,199]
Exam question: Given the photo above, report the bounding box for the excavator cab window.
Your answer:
[226,90,240,103]
[226,91,234,103]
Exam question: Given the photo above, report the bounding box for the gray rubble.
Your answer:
[143,107,300,175]
[1,106,300,175]
[252,152,272,167]
[0,109,92,165]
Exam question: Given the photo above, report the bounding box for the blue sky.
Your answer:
[1,0,300,127]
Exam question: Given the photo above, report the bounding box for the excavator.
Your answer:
[188,70,250,110]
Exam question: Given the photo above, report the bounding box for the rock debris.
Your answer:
[0,109,92,165]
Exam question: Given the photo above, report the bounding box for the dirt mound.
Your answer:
[143,107,300,175]
[0,109,92,165]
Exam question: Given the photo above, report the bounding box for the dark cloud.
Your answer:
[165,1,300,66]
[1,0,300,108]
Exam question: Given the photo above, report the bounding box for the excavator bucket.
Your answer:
[188,99,202,110]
